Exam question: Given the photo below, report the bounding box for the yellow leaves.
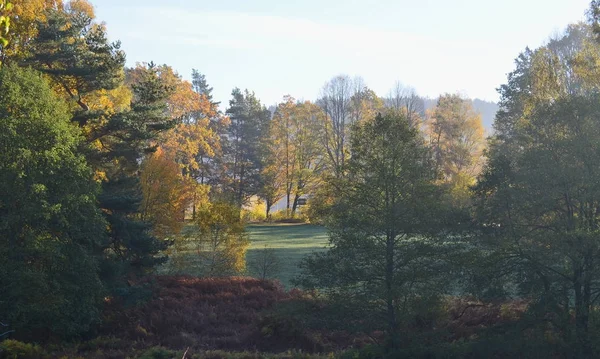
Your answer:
[168,79,214,120]
[140,148,192,239]
[85,84,132,115]
[66,0,94,19]
[4,0,62,58]
[161,119,220,176]
[194,201,249,274]
[93,169,107,182]
[425,94,486,187]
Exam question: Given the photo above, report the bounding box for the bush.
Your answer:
[0,340,46,359]
[248,246,281,280]
[137,347,177,359]
[268,210,307,223]
[242,201,267,223]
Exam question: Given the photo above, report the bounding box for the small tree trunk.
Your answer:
[286,191,291,217]
[385,235,398,348]
[266,200,272,221]
[192,192,197,220]
[574,266,590,355]
[291,194,300,217]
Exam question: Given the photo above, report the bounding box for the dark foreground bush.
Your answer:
[10,276,599,358]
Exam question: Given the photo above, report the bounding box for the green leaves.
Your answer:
[0,1,12,60]
[0,65,106,339]
[473,24,600,344]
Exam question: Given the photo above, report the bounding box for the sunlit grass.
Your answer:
[246,224,329,287]
[160,223,329,288]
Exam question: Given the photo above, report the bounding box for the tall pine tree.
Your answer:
[221,88,270,207]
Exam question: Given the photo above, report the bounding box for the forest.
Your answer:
[2,0,600,358]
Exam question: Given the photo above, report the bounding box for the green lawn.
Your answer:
[246,224,329,287]
[160,223,329,288]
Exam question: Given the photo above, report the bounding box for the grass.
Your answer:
[160,223,329,288]
[246,224,329,287]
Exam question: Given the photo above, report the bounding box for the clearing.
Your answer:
[246,223,329,287]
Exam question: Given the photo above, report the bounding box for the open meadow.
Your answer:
[160,223,329,288]
[246,224,329,287]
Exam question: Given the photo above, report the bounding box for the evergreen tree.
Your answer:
[191,68,217,106]
[99,63,176,289]
[221,88,270,206]
[23,2,176,294]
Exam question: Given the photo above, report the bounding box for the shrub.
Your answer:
[186,202,250,275]
[0,339,46,359]
[137,347,177,359]
[268,210,307,224]
[242,201,267,223]
[248,246,281,280]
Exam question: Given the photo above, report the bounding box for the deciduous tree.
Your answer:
[296,112,451,346]
[0,65,106,339]
[426,94,485,204]
[189,202,250,276]
[473,23,600,354]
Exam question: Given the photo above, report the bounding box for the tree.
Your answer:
[0,0,61,62]
[425,94,486,204]
[262,97,326,217]
[289,101,326,215]
[384,82,424,127]
[192,68,219,107]
[249,245,281,280]
[140,148,192,240]
[317,75,354,177]
[24,0,125,117]
[260,155,285,220]
[153,65,221,218]
[4,0,176,306]
[188,202,250,276]
[349,84,384,126]
[98,63,176,289]
[0,65,106,339]
[221,88,270,207]
[190,69,228,187]
[473,23,600,354]
[0,0,13,63]
[269,95,297,216]
[296,112,451,346]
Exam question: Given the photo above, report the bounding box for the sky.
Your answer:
[92,0,591,108]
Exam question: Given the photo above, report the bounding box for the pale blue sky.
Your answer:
[93,0,590,107]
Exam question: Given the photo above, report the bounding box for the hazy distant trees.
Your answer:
[384,82,425,126]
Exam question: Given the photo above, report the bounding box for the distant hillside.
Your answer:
[423,97,498,133]
[472,99,499,132]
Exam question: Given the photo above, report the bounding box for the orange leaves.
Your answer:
[129,63,217,121]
